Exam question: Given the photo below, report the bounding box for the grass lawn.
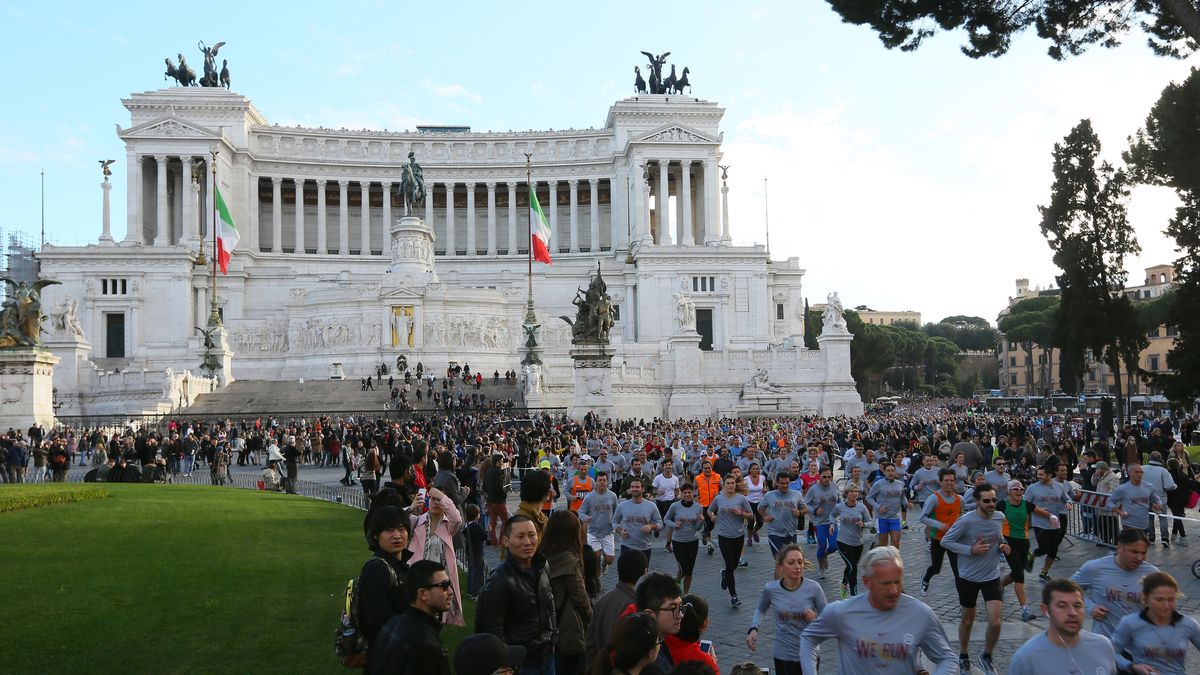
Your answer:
[0,484,475,674]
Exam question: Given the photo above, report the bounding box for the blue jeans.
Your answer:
[181,455,195,474]
[815,523,838,560]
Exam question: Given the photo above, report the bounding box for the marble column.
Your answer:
[549,181,559,252]
[246,173,257,252]
[155,155,169,246]
[703,159,719,243]
[316,181,328,254]
[181,158,196,245]
[100,180,113,242]
[640,163,652,244]
[680,161,694,246]
[425,180,434,226]
[190,180,201,250]
[486,182,497,255]
[381,181,391,231]
[204,157,214,241]
[271,177,283,253]
[294,179,306,253]
[125,152,142,244]
[337,180,350,255]
[465,182,476,256]
[657,161,672,245]
[360,181,371,254]
[444,182,456,256]
[507,183,518,254]
[196,286,207,330]
[589,180,600,252]
[568,179,580,253]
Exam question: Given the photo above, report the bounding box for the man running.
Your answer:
[867,462,906,549]
[1107,464,1167,543]
[578,471,619,572]
[803,467,841,579]
[759,471,807,556]
[940,483,1009,674]
[919,468,962,596]
[612,476,663,564]
[1025,465,1073,581]
[799,545,957,674]
[1069,527,1158,638]
[695,459,722,555]
[1008,578,1117,674]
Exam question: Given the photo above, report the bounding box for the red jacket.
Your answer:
[663,635,719,675]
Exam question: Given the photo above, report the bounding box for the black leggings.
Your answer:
[922,537,959,584]
[774,659,804,675]
[1004,536,1030,583]
[748,502,764,533]
[718,535,743,597]
[673,539,699,577]
[1170,505,1187,536]
[837,542,863,593]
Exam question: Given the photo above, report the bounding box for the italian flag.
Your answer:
[530,186,553,265]
[214,186,239,274]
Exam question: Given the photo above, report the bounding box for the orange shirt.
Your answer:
[928,491,961,541]
[569,474,594,511]
[696,471,722,507]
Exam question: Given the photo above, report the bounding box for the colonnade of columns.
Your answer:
[123,154,211,247]
[637,158,721,246]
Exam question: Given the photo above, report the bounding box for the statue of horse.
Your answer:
[164,57,196,87]
[672,67,691,94]
[220,59,231,89]
[663,65,678,94]
[634,66,646,94]
[398,152,426,215]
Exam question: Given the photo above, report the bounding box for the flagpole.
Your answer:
[209,149,221,327]
[522,153,540,366]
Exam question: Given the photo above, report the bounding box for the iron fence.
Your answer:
[64,467,369,510]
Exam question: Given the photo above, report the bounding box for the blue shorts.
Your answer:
[877,518,902,534]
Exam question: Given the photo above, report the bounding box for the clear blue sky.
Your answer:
[1,1,1195,324]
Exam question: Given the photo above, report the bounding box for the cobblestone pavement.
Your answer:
[243,466,1200,673]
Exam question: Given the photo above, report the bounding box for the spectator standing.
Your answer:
[368,560,454,675]
[408,488,465,626]
[541,510,593,675]
[476,515,558,675]
[584,550,646,663]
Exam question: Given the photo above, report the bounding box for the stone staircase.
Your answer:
[179,375,524,415]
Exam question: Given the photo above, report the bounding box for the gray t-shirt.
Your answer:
[940,509,1007,582]
[804,482,841,526]
[611,498,662,551]
[866,478,905,519]
[831,501,871,546]
[1069,554,1160,638]
[1107,481,1161,529]
[1112,610,1200,674]
[759,489,804,538]
[1024,480,1071,529]
[800,593,957,675]
[577,488,618,537]
[909,467,942,504]
[1008,631,1116,675]
[750,578,828,661]
[982,470,1010,501]
[663,500,705,543]
[707,492,752,538]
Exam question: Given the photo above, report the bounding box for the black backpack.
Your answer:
[334,558,397,668]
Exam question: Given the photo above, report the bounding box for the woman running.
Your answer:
[997,479,1055,622]
[746,544,828,675]
[831,484,870,598]
[707,473,754,607]
[663,482,705,594]
[745,462,768,547]
[1112,572,1200,675]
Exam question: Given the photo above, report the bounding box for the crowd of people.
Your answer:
[4,398,1200,673]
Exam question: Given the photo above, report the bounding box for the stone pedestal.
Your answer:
[569,343,614,419]
[330,362,345,380]
[816,331,863,416]
[192,325,235,387]
[388,215,439,287]
[0,348,60,430]
[521,362,545,408]
[45,334,94,417]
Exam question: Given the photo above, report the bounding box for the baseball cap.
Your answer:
[1007,479,1024,492]
[539,459,551,469]
[1093,461,1109,469]
[454,634,526,675]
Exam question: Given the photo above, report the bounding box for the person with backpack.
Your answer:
[367,560,454,675]
[360,506,414,651]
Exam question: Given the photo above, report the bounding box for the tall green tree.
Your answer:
[998,295,1059,397]
[803,298,820,350]
[842,309,897,399]
[1125,67,1200,407]
[824,1,1200,59]
[1039,119,1144,424]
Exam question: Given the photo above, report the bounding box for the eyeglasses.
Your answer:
[657,602,692,617]
[978,498,997,503]
[424,580,454,591]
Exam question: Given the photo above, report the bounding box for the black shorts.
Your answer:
[1004,536,1029,583]
[955,577,1002,609]
[1033,526,1064,560]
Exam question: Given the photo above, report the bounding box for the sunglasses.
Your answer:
[424,580,454,591]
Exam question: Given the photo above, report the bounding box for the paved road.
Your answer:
[235,464,1200,673]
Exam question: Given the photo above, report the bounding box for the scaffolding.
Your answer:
[0,228,40,301]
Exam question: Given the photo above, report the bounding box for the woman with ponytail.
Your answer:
[586,612,661,675]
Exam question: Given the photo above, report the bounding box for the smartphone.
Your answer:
[418,488,428,509]
[699,640,714,656]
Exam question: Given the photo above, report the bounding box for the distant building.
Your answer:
[811,304,921,327]
[996,267,1176,397]
[0,228,40,301]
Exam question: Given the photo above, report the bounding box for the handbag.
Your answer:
[1188,490,1199,510]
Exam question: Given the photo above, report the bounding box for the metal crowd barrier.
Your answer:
[63,467,369,510]
[1068,489,1199,549]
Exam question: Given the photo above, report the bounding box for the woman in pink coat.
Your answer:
[408,487,465,626]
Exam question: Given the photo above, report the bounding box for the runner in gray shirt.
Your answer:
[1111,571,1200,675]
[1009,578,1116,675]
[866,463,906,548]
[1108,464,1165,530]
[909,455,942,505]
[800,546,957,675]
[663,483,705,594]
[708,474,754,606]
[982,460,1010,502]
[758,472,807,555]
[578,472,620,568]
[612,477,662,562]
[747,545,827,673]
[832,485,871,597]
[1069,527,1159,638]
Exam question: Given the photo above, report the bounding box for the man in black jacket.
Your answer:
[369,560,453,675]
[476,515,557,675]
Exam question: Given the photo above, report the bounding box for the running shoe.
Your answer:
[738,558,749,568]
[979,653,997,675]
[1038,572,1052,582]
[720,570,727,590]
[1162,540,1170,549]
[839,584,849,599]
[1024,552,1034,573]
[665,542,674,553]
[747,537,753,548]
[707,542,715,555]
[1021,606,1034,621]
[959,654,972,673]
[819,567,826,579]
[1180,535,1189,547]
[753,531,760,543]
[731,595,741,608]
[920,580,929,597]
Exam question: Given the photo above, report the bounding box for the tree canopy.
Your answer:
[825,0,1200,59]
